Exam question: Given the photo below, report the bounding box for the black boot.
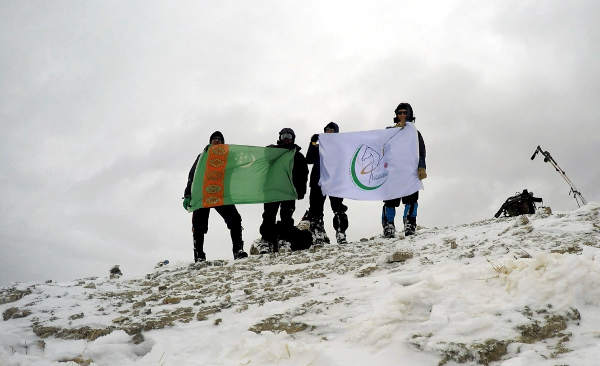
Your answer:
[405,216,416,236]
[333,212,349,244]
[382,206,396,238]
[230,226,247,259]
[310,216,329,245]
[193,234,206,262]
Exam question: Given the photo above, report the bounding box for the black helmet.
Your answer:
[323,121,339,133]
[209,131,225,143]
[278,128,295,144]
[394,103,415,122]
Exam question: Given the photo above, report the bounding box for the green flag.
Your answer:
[188,144,297,211]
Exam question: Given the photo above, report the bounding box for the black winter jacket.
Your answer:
[184,154,202,198]
[184,144,212,197]
[305,141,321,188]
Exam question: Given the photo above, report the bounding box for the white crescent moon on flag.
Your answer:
[239,154,256,168]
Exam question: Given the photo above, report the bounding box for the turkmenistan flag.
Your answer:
[187,144,297,211]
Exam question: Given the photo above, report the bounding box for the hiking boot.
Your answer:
[193,235,206,262]
[336,231,348,244]
[256,239,272,254]
[296,219,311,231]
[383,223,395,238]
[233,250,248,259]
[404,223,416,236]
[405,217,416,236]
[195,252,206,263]
[277,239,292,253]
[308,216,329,244]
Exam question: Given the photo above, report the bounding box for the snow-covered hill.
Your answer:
[1,204,599,366]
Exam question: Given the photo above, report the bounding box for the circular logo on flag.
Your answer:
[350,144,389,190]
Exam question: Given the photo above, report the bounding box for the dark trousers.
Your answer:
[260,200,295,243]
[308,185,348,233]
[192,205,243,253]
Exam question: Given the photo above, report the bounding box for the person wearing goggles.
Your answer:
[382,103,427,238]
[182,131,248,262]
[255,128,309,254]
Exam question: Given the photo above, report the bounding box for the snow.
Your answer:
[1,203,599,365]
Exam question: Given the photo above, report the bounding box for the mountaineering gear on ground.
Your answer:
[494,189,543,218]
[252,222,312,255]
[531,145,586,207]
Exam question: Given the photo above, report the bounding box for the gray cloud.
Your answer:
[1,0,598,285]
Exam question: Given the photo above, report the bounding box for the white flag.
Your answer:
[319,124,423,200]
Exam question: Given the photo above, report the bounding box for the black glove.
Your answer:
[183,196,191,210]
[311,134,319,143]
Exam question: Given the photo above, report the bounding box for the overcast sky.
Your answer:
[1,1,598,286]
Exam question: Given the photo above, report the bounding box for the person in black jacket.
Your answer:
[302,122,349,245]
[182,131,248,262]
[256,128,309,254]
[382,103,427,238]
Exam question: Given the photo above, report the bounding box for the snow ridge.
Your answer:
[1,203,599,365]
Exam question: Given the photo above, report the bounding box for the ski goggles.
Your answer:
[279,133,294,140]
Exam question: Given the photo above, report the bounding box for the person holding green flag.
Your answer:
[183,131,248,262]
[256,128,309,254]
